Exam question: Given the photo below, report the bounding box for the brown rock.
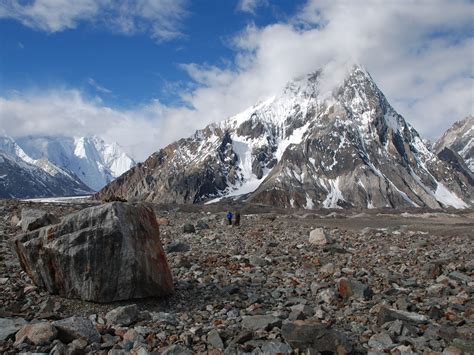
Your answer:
[14,322,57,346]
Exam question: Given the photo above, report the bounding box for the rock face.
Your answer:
[13,202,173,302]
[95,66,472,209]
[434,116,473,172]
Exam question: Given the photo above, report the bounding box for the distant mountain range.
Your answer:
[0,135,135,198]
[96,66,472,209]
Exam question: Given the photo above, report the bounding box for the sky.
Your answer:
[0,0,473,160]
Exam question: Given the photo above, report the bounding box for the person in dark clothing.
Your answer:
[233,211,241,226]
[226,211,233,225]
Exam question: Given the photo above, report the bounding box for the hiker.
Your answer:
[226,211,233,225]
[233,211,241,226]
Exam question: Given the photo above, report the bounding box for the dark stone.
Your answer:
[53,316,100,344]
[183,224,196,233]
[166,242,190,253]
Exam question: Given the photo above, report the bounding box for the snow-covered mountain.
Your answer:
[434,116,473,172]
[0,136,92,198]
[16,136,135,191]
[96,66,473,209]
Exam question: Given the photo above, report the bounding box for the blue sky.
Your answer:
[1,1,303,108]
[0,0,472,160]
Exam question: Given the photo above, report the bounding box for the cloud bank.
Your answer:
[0,0,188,41]
[0,0,472,161]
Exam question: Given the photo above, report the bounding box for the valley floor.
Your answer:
[0,200,473,354]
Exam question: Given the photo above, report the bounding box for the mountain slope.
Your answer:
[434,116,473,172]
[16,136,135,191]
[0,149,92,199]
[96,66,472,209]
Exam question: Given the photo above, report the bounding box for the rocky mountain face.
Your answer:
[16,136,135,191]
[434,116,473,172]
[96,66,472,209]
[0,135,135,198]
[0,150,92,199]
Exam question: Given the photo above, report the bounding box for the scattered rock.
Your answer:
[377,306,429,326]
[368,332,395,350]
[281,320,352,354]
[106,305,139,326]
[261,341,292,354]
[157,217,170,226]
[207,329,224,349]
[165,242,190,253]
[196,220,210,230]
[14,322,58,346]
[0,317,28,341]
[309,228,332,246]
[242,315,282,331]
[183,223,196,233]
[53,316,101,343]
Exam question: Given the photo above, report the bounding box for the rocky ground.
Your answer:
[0,199,473,354]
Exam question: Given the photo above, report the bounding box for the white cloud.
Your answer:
[0,0,472,161]
[0,0,188,41]
[237,0,268,15]
[86,78,112,95]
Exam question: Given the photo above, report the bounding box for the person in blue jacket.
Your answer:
[226,211,233,225]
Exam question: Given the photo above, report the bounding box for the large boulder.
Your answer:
[13,202,174,302]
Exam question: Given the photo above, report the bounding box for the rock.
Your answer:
[377,306,429,326]
[183,223,196,233]
[207,329,224,350]
[320,262,336,275]
[337,278,353,300]
[105,305,139,326]
[196,220,210,230]
[337,278,373,301]
[53,316,101,343]
[50,340,68,355]
[20,208,60,232]
[157,217,170,226]
[14,322,58,346]
[448,271,472,284]
[319,288,336,304]
[160,344,193,354]
[368,332,395,350]
[309,228,332,246]
[422,261,443,279]
[261,341,292,353]
[249,255,266,266]
[13,202,173,302]
[0,317,28,341]
[281,320,352,354]
[122,329,143,343]
[241,315,282,331]
[452,338,474,353]
[165,242,190,253]
[150,312,178,325]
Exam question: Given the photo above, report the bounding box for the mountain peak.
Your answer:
[96,67,472,209]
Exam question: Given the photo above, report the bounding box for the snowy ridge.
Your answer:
[17,135,135,191]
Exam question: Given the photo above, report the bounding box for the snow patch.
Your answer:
[322,177,344,209]
[435,183,468,209]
